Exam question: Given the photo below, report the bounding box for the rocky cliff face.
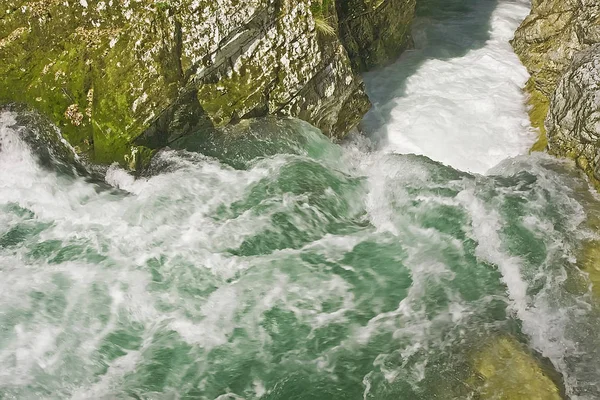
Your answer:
[511,0,600,155]
[546,45,600,184]
[0,0,415,168]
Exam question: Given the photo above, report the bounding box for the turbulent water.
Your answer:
[362,0,535,173]
[2,0,600,399]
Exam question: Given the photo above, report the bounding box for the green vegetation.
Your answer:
[525,79,550,153]
[310,0,336,36]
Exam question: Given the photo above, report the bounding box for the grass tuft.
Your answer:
[314,16,336,36]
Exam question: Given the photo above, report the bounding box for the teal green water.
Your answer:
[1,113,600,399]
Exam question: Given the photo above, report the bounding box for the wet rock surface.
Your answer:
[337,0,416,72]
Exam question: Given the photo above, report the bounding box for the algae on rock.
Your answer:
[2,0,414,167]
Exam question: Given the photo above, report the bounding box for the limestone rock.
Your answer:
[545,45,600,184]
[511,0,600,150]
[512,0,600,99]
[0,0,415,167]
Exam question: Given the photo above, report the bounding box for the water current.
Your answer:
[1,0,600,399]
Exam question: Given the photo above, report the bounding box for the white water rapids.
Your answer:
[364,0,536,173]
[1,0,600,399]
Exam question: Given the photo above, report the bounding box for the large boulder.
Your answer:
[546,45,600,185]
[0,0,415,168]
[511,0,600,151]
[337,0,416,72]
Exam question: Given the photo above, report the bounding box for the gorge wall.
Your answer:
[0,0,415,168]
[512,0,600,184]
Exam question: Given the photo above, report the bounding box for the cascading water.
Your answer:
[362,0,536,174]
[1,0,600,399]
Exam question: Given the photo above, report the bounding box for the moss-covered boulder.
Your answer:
[0,0,414,167]
[337,0,416,72]
[511,0,600,153]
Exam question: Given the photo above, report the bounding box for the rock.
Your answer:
[545,45,600,185]
[511,0,600,152]
[580,238,600,298]
[1,104,88,176]
[337,0,416,72]
[471,337,562,400]
[0,0,414,167]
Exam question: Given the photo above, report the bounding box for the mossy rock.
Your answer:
[0,0,378,168]
[511,0,600,156]
[525,79,549,153]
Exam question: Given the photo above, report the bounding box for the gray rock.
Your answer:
[511,0,600,149]
[547,44,600,182]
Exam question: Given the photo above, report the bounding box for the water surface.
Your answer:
[1,0,600,399]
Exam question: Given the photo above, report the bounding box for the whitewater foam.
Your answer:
[2,107,600,398]
[2,0,600,398]
[363,0,535,174]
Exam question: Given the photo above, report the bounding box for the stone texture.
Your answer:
[511,0,600,151]
[0,0,414,167]
[512,0,600,99]
[513,2,600,297]
[546,45,600,184]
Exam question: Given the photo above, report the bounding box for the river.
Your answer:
[1,0,599,399]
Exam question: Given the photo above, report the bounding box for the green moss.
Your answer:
[197,62,276,126]
[2,53,92,153]
[310,0,332,18]
[524,79,550,153]
[91,36,140,164]
[0,1,177,167]
[0,0,373,168]
[155,1,171,12]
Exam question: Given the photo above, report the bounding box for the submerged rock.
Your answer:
[511,0,600,153]
[0,0,415,167]
[471,337,562,400]
[168,116,344,170]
